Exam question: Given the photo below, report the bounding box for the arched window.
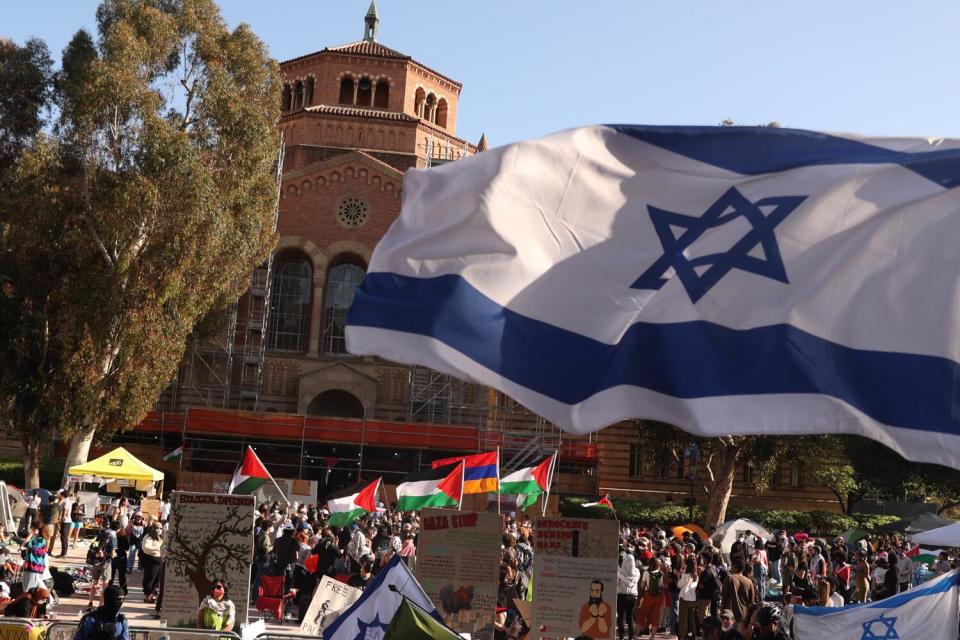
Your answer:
[293,80,304,109]
[338,77,354,104]
[436,98,448,128]
[373,80,389,109]
[414,87,426,117]
[307,390,365,418]
[323,262,365,355]
[357,76,373,107]
[266,255,312,352]
[425,93,437,122]
[281,84,292,111]
[304,77,314,107]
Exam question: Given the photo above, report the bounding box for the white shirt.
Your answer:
[828,592,845,607]
[61,499,74,524]
[678,572,698,602]
[159,502,171,520]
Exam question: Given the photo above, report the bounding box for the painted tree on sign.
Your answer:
[165,499,253,605]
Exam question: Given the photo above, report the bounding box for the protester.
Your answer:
[110,524,129,596]
[58,492,74,558]
[5,587,50,618]
[251,518,275,599]
[677,555,698,639]
[86,522,117,610]
[140,521,163,603]
[22,521,47,592]
[74,585,128,640]
[21,491,40,537]
[720,559,758,624]
[197,579,236,632]
[40,492,62,553]
[636,557,664,637]
[616,552,639,640]
[70,496,86,548]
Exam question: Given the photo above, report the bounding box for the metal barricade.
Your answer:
[43,621,242,640]
[254,633,321,640]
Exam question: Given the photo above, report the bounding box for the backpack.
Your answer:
[81,612,125,640]
[50,566,76,596]
[646,571,663,597]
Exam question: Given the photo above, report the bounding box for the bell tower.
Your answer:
[363,0,379,42]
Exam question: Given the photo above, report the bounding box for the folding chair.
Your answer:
[255,574,297,623]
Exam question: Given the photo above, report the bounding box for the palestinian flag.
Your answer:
[502,453,556,512]
[162,445,184,462]
[229,446,273,495]
[582,494,615,510]
[396,462,464,511]
[327,478,381,526]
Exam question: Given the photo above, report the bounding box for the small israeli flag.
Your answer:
[793,569,960,640]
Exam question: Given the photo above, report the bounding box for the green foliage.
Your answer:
[0,38,53,164]
[0,0,282,479]
[559,496,900,536]
[0,458,68,491]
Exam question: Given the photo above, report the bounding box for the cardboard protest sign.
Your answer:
[531,516,619,640]
[161,492,255,628]
[415,509,502,637]
[139,498,161,519]
[299,576,362,636]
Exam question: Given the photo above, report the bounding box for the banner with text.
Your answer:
[299,575,362,636]
[415,508,502,637]
[161,492,256,628]
[532,516,619,640]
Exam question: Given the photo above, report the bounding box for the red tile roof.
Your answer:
[301,104,420,122]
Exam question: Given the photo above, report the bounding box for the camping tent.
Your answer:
[67,447,164,491]
[711,518,773,553]
[839,529,869,545]
[911,522,960,547]
[875,512,954,535]
[672,524,709,541]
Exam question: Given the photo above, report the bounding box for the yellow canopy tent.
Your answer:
[67,446,164,492]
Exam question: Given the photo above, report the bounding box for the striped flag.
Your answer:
[162,445,183,462]
[346,125,960,470]
[501,454,556,511]
[228,446,275,495]
[431,451,499,494]
[326,478,381,527]
[395,462,464,511]
[582,494,615,510]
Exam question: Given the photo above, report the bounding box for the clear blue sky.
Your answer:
[5,0,960,147]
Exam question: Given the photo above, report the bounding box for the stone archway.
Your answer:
[306,389,365,419]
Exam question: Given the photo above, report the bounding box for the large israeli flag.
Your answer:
[793,569,960,639]
[323,555,439,640]
[345,125,960,468]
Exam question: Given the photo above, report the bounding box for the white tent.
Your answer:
[911,522,960,547]
[711,518,773,553]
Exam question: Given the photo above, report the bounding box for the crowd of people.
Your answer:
[0,487,954,640]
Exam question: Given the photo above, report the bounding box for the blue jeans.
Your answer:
[770,558,782,585]
[250,559,269,600]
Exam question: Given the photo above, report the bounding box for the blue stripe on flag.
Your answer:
[464,464,498,481]
[794,571,960,617]
[348,272,960,437]
[609,125,960,189]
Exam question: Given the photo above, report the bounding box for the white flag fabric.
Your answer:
[793,569,960,639]
[322,555,439,640]
[346,125,960,468]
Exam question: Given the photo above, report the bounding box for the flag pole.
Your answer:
[496,446,501,516]
[542,451,558,518]
[251,445,288,504]
[457,460,465,511]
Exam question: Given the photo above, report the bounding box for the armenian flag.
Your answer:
[431,450,499,494]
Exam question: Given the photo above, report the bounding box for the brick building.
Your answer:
[121,4,839,514]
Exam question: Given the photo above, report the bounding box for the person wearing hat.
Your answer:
[717,609,744,639]
[74,585,128,640]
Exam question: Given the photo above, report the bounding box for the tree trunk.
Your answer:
[704,445,740,530]
[23,439,41,490]
[62,422,98,486]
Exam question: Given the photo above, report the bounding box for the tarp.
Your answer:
[67,447,164,482]
[912,522,960,547]
[711,518,773,553]
[672,524,709,541]
[876,512,954,535]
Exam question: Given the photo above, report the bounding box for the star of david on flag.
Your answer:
[793,569,959,640]
[632,186,806,302]
[860,614,898,640]
[347,124,960,470]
